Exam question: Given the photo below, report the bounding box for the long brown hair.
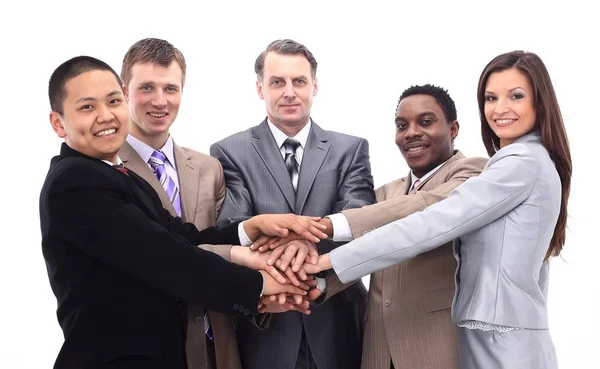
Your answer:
[477,51,572,259]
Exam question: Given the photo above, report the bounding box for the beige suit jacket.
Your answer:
[119,140,240,369]
[326,151,487,369]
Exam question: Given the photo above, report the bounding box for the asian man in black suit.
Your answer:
[40,56,324,369]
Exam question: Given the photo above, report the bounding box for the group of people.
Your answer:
[40,37,571,369]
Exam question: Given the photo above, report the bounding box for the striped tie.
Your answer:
[409,179,421,194]
[148,150,182,217]
[283,138,301,191]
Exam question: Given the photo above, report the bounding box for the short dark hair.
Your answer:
[121,38,186,87]
[48,56,122,115]
[254,39,318,81]
[397,84,457,122]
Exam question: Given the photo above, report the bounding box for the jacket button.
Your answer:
[238,305,244,312]
[233,303,239,310]
[194,315,203,324]
[384,300,392,307]
[243,309,250,315]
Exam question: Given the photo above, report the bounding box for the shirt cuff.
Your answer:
[315,276,327,293]
[327,213,354,242]
[238,222,253,246]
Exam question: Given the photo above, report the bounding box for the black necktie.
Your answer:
[283,138,301,191]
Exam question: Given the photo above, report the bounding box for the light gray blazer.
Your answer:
[330,132,561,329]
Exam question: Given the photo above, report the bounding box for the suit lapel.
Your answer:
[295,122,329,214]
[120,141,177,216]
[408,150,466,193]
[173,143,198,222]
[250,120,296,210]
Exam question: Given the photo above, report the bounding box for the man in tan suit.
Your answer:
[117,38,239,369]
[308,84,488,369]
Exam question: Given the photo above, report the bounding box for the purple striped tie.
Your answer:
[148,151,182,217]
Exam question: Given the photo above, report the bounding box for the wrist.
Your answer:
[321,218,334,238]
[243,217,261,242]
[230,246,245,266]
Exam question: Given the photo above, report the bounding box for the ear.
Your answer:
[449,120,460,143]
[122,83,130,102]
[49,111,66,138]
[312,77,318,96]
[256,79,264,100]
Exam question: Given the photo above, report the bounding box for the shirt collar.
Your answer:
[267,119,311,149]
[102,156,123,166]
[126,134,176,166]
[409,153,454,189]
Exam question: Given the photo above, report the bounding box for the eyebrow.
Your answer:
[269,75,309,80]
[485,86,526,94]
[75,90,122,103]
[395,111,438,122]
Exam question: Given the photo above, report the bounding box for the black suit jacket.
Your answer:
[39,143,263,369]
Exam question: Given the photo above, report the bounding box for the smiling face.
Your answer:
[484,68,536,148]
[395,94,458,177]
[257,52,318,135]
[125,61,182,148]
[49,70,128,163]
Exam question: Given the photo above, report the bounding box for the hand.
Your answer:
[243,214,327,243]
[268,240,319,273]
[230,246,287,285]
[302,253,333,275]
[250,232,303,252]
[257,294,311,315]
[259,270,310,296]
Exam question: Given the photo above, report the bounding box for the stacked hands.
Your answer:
[230,214,334,315]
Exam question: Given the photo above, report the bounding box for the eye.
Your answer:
[294,79,307,86]
[79,104,93,111]
[421,119,433,125]
[166,86,179,93]
[484,95,496,102]
[109,98,122,105]
[511,92,525,100]
[141,85,153,91]
[271,80,282,87]
[396,123,407,131]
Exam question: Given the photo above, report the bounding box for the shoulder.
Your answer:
[44,156,116,194]
[323,129,367,146]
[376,177,407,194]
[211,127,255,151]
[178,146,222,168]
[446,156,488,172]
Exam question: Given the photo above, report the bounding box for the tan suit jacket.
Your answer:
[119,140,241,369]
[326,151,487,369]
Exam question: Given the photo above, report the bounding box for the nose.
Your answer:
[97,104,115,123]
[404,123,422,139]
[152,90,167,107]
[283,82,296,99]
[494,97,511,115]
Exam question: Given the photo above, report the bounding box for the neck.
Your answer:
[130,124,169,150]
[270,117,309,137]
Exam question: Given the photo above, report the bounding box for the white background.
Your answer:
[1,1,598,368]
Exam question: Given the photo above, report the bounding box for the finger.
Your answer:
[296,267,308,281]
[256,236,278,252]
[284,266,301,287]
[268,247,286,267]
[269,295,277,302]
[278,293,286,305]
[303,263,321,275]
[285,302,311,315]
[306,288,322,301]
[291,222,327,243]
[265,266,287,284]
[308,245,319,265]
[279,244,298,271]
[305,278,318,288]
[292,246,308,273]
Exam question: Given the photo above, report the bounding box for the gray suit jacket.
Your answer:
[330,132,560,330]
[323,151,487,369]
[210,119,376,369]
[119,140,243,369]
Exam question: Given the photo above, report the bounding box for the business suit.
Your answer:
[323,151,486,369]
[119,140,242,369]
[210,119,376,369]
[40,143,263,369]
[330,132,560,369]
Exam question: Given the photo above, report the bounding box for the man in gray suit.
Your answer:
[210,39,375,369]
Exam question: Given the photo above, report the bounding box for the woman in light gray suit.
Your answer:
[305,51,572,369]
